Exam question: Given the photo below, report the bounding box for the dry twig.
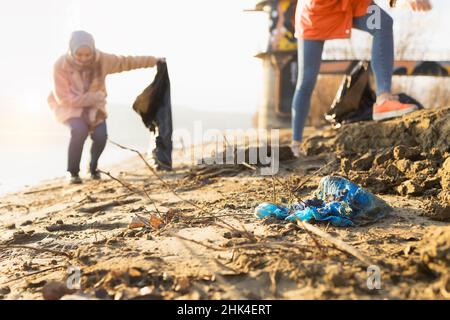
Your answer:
[98,170,160,215]
[296,221,375,267]
[0,244,73,259]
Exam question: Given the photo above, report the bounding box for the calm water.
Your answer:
[0,104,252,195]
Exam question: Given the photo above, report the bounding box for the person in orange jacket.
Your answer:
[291,0,432,157]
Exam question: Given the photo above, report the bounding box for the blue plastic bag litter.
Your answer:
[255,202,305,220]
[255,176,391,227]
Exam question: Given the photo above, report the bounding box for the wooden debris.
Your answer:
[78,198,141,213]
[296,221,375,267]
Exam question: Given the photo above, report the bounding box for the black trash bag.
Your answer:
[133,61,171,130]
[326,61,424,125]
[132,61,173,169]
[325,61,376,125]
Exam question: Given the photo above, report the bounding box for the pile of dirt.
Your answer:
[304,107,450,155]
[303,107,450,221]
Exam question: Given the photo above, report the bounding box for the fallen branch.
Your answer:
[0,265,66,286]
[240,162,256,171]
[183,213,252,220]
[296,221,375,267]
[196,167,242,180]
[78,198,141,213]
[23,185,63,195]
[0,244,73,259]
[46,222,126,233]
[230,241,314,253]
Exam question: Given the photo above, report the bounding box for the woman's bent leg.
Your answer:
[67,118,89,175]
[89,121,107,174]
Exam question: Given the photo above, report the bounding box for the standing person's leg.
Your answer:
[89,121,107,178]
[66,118,89,182]
[353,4,418,120]
[353,4,394,96]
[291,39,325,156]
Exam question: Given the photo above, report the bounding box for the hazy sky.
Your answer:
[0,0,267,115]
[0,0,448,116]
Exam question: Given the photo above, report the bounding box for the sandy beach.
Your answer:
[0,109,449,300]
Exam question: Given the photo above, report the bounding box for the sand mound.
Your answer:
[337,107,448,154]
[304,107,450,155]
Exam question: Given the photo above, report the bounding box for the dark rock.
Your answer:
[95,288,110,299]
[0,286,11,295]
[106,238,119,245]
[42,281,76,300]
[125,230,137,238]
[223,232,232,239]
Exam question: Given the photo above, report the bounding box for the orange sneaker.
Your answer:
[373,99,418,121]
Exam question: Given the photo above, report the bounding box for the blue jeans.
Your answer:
[292,4,394,141]
[66,118,107,175]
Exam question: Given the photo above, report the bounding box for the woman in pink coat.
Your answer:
[48,31,163,184]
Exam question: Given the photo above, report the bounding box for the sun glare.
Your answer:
[18,91,46,114]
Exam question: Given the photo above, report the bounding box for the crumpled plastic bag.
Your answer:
[255,176,391,227]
